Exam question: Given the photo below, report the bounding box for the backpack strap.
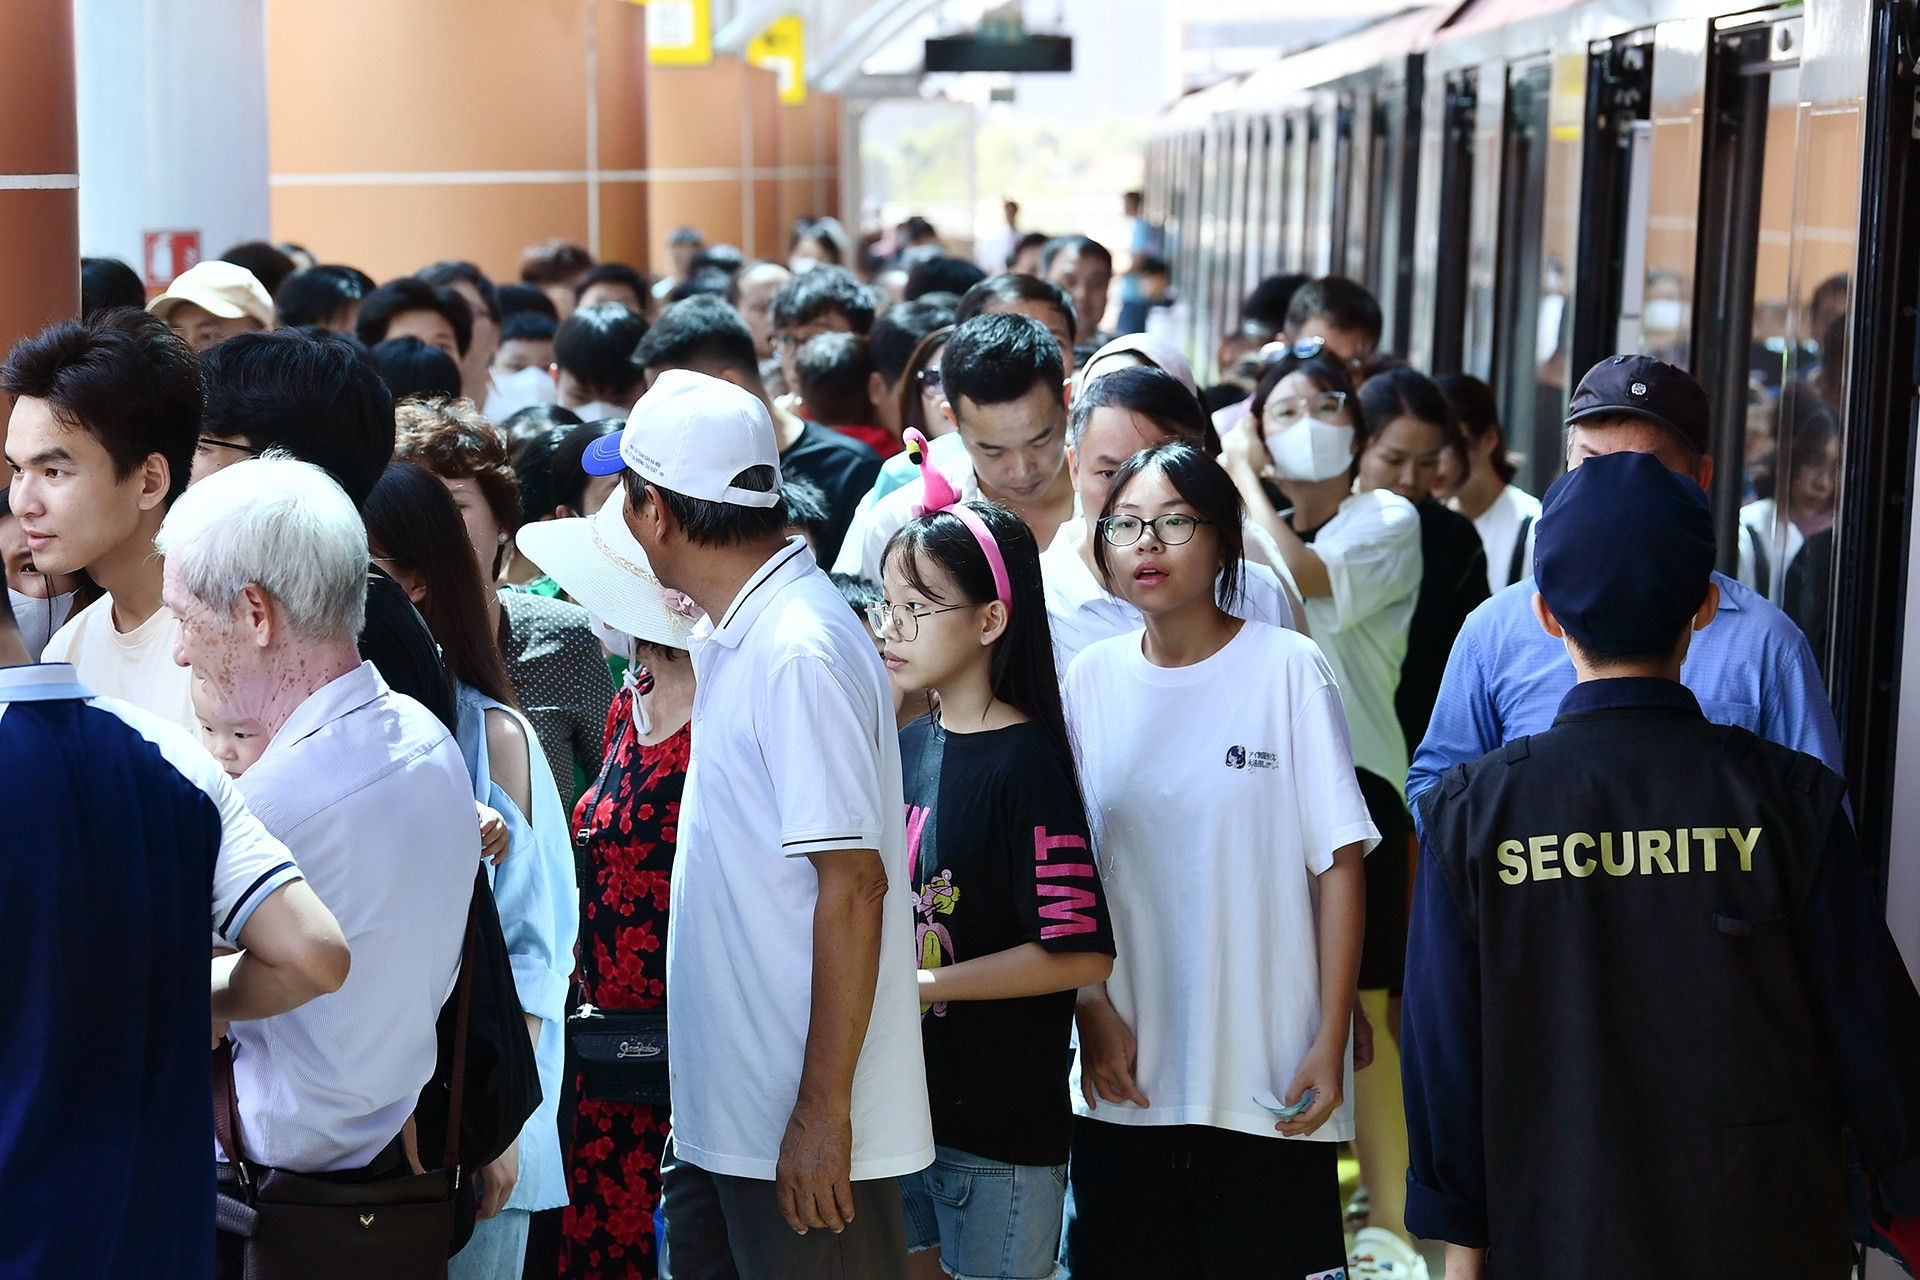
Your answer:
[213,1038,254,1197]
[1507,514,1534,586]
[442,882,481,1183]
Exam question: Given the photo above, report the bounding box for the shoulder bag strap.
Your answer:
[213,1038,254,1196]
[1508,514,1534,587]
[442,881,481,1183]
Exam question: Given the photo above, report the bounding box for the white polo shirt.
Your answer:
[229,662,477,1172]
[1040,521,1297,672]
[669,537,933,1181]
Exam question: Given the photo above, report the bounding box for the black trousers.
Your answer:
[1061,1118,1346,1279]
[1356,767,1410,996]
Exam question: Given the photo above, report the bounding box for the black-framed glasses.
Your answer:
[866,601,970,641]
[1097,513,1213,547]
[196,436,261,457]
[1262,390,1350,425]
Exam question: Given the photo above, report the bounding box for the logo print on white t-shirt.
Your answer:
[1225,745,1247,769]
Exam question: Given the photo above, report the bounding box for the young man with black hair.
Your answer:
[575,262,649,315]
[636,295,880,568]
[867,296,956,442]
[794,332,893,458]
[4,309,204,731]
[81,256,148,318]
[1042,234,1115,360]
[553,301,649,420]
[275,265,369,334]
[1284,274,1384,371]
[419,260,503,405]
[832,311,1074,581]
[903,254,986,302]
[580,370,931,1280]
[354,276,473,362]
[1008,231,1049,276]
[769,265,878,391]
[192,329,459,732]
[954,273,1078,375]
[520,239,595,320]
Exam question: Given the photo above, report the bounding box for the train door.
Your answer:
[1285,111,1311,271]
[1431,68,1478,374]
[1245,117,1273,294]
[1340,90,1370,282]
[1490,59,1552,492]
[1330,94,1358,279]
[1570,32,1656,378]
[1265,113,1288,283]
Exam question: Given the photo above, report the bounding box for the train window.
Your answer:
[1570,34,1656,375]
[1695,7,1858,672]
[1432,69,1478,374]
[1491,60,1553,493]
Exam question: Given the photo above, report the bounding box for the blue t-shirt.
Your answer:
[0,671,297,1279]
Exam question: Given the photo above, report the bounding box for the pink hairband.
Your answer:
[904,428,1012,611]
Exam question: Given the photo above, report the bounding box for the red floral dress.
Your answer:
[558,677,690,1279]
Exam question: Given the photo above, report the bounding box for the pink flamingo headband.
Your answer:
[904,428,1012,611]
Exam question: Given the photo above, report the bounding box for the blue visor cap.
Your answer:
[581,432,627,477]
[1534,450,1716,656]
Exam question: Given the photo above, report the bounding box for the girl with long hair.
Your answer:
[1437,372,1541,594]
[1064,443,1373,1278]
[363,461,577,1280]
[879,434,1115,1280]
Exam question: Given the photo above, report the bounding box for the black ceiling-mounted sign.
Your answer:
[924,34,1073,73]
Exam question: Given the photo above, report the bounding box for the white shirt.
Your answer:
[832,450,983,582]
[670,538,933,1181]
[229,662,477,1172]
[1298,489,1423,796]
[0,662,303,944]
[1064,622,1379,1142]
[1040,524,1296,672]
[1735,498,1808,592]
[41,595,195,734]
[1469,483,1542,595]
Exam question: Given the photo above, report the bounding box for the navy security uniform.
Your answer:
[1404,678,1920,1277]
[1401,447,1920,1278]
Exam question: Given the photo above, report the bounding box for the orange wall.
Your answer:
[0,0,79,361]
[266,0,647,281]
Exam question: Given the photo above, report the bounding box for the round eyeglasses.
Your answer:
[1262,390,1350,425]
[1097,513,1214,547]
[866,601,971,641]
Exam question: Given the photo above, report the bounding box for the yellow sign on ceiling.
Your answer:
[644,0,712,66]
[748,15,806,105]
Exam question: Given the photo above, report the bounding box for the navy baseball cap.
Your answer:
[1565,354,1711,455]
[1534,450,1716,656]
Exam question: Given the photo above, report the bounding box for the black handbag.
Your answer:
[568,1004,670,1106]
[212,890,477,1280]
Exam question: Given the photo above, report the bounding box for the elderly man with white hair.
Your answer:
[156,459,478,1211]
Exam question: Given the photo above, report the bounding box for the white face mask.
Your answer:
[788,257,819,275]
[573,400,632,425]
[586,611,637,662]
[9,587,77,662]
[1642,298,1684,334]
[483,364,556,421]
[1266,418,1356,483]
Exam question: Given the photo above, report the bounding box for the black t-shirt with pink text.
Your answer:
[900,715,1114,1167]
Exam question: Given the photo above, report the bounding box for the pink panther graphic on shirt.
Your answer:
[1034,828,1099,938]
[906,803,960,1016]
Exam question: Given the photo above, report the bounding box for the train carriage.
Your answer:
[1146,0,1920,936]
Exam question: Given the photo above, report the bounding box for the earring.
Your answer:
[497,533,509,544]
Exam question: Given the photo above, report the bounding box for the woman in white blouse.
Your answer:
[1437,372,1542,595]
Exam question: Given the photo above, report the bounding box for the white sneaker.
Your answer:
[1348,1226,1430,1280]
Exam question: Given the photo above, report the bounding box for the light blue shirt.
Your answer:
[1407,571,1843,832]
[455,684,579,1214]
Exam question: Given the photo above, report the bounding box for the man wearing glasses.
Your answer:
[4,309,205,732]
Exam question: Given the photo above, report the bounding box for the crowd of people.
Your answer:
[5,216,1920,1280]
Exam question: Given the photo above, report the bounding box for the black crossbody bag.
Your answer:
[564,720,671,1107]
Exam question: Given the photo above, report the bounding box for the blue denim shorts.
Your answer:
[899,1146,1066,1280]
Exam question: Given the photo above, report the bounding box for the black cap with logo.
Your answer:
[1565,354,1712,455]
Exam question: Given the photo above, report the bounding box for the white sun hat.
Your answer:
[513,498,694,650]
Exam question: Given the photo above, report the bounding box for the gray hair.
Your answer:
[156,455,368,642]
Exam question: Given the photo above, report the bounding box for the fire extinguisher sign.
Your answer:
[143,230,202,290]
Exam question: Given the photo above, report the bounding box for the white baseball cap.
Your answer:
[148,260,276,329]
[511,498,695,650]
[580,368,782,509]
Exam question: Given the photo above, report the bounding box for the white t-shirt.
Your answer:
[1470,483,1542,595]
[832,449,982,582]
[1063,621,1379,1142]
[670,538,933,1181]
[1297,489,1422,795]
[41,594,195,735]
[1039,524,1296,672]
[1735,498,1808,593]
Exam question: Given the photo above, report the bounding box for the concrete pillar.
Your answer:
[266,0,649,281]
[0,0,80,357]
[75,0,270,289]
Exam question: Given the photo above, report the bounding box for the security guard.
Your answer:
[1401,451,1920,1280]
